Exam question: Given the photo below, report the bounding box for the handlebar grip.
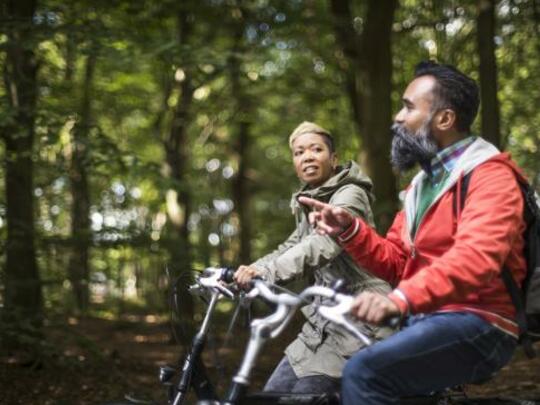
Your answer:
[246,276,263,289]
[220,267,237,283]
[219,268,264,288]
[383,316,402,329]
[329,278,347,294]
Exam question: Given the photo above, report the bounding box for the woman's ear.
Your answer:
[435,109,456,131]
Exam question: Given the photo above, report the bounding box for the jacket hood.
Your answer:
[409,136,500,189]
[404,136,501,235]
[291,160,374,214]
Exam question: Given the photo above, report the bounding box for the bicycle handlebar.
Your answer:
[171,267,401,404]
[189,267,235,298]
[190,267,399,344]
[189,267,265,299]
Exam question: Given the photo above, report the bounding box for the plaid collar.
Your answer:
[428,136,476,181]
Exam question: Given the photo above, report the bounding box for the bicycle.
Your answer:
[106,267,540,405]
[162,266,352,405]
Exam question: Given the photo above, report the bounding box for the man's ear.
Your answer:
[435,109,456,131]
[332,153,338,170]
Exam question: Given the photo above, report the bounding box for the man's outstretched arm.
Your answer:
[298,195,409,323]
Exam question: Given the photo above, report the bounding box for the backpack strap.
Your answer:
[454,168,537,358]
[501,266,536,358]
[452,171,472,218]
[501,180,537,358]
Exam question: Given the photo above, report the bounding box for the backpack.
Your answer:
[456,164,540,358]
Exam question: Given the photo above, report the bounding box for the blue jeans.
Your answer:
[263,356,340,394]
[341,312,517,405]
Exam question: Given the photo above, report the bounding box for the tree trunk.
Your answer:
[229,14,252,265]
[232,120,252,264]
[329,0,399,233]
[162,6,195,344]
[1,0,43,327]
[68,48,96,313]
[477,0,501,149]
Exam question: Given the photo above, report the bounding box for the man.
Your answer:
[234,122,393,395]
[299,61,527,404]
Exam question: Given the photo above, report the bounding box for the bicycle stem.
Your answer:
[172,291,220,405]
[223,303,292,404]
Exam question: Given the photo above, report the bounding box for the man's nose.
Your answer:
[394,108,406,124]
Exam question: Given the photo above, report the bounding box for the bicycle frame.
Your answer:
[161,268,344,405]
[166,291,220,405]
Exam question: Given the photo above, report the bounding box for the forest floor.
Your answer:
[1,310,540,405]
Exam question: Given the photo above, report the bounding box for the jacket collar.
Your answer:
[404,137,500,236]
[428,136,476,180]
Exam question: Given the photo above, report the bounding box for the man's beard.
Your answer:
[390,120,439,174]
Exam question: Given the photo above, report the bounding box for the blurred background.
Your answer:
[1,0,539,403]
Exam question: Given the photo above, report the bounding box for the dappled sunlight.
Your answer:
[2,0,540,403]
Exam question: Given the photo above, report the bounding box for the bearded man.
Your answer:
[299,61,528,404]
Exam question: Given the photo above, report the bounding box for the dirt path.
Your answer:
[0,313,285,405]
[1,314,540,404]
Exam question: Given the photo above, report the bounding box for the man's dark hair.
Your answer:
[414,60,479,133]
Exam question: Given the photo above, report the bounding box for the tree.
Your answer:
[329,0,399,232]
[67,43,97,313]
[1,0,43,329]
[229,4,253,265]
[156,2,198,342]
[477,0,502,148]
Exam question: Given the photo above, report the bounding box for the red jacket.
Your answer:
[342,139,527,336]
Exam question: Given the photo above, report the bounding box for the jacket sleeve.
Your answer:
[250,228,301,282]
[252,184,373,284]
[397,162,524,313]
[342,210,409,286]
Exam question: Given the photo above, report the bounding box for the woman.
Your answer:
[234,121,393,395]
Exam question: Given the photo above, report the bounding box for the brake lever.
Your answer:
[317,294,354,325]
[188,284,205,296]
[197,268,235,298]
[215,283,235,299]
[317,294,372,346]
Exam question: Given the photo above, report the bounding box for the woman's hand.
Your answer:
[233,265,260,289]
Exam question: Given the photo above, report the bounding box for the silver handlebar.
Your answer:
[189,268,372,345]
[301,286,372,346]
[189,267,235,298]
[248,281,372,346]
[189,267,375,387]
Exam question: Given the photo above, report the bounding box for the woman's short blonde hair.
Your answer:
[288,121,334,152]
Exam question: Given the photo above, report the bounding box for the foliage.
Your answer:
[0,0,539,329]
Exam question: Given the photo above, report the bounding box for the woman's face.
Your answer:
[292,133,337,187]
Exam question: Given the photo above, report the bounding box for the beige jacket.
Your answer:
[252,161,393,378]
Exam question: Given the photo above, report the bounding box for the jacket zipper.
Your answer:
[407,174,463,259]
[409,197,440,259]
